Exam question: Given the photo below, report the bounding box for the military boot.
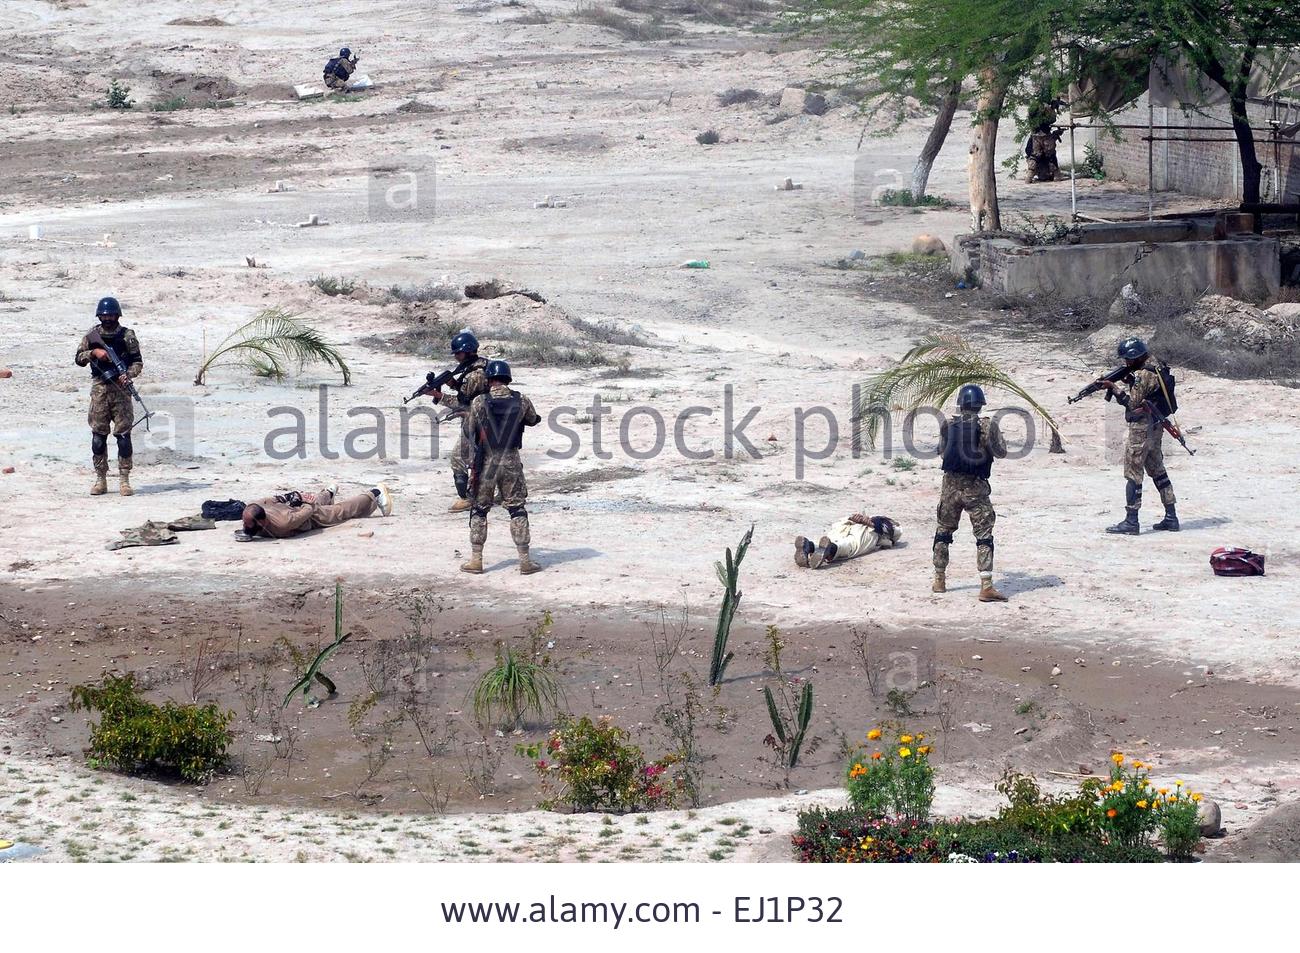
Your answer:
[449,498,472,513]
[118,472,134,497]
[91,471,108,496]
[793,536,811,568]
[931,570,946,593]
[1152,504,1180,532]
[978,573,1008,602]
[1106,513,1140,535]
[511,515,542,574]
[460,546,484,574]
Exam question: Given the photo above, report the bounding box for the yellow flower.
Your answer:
[849,764,867,779]
[918,745,931,755]
[1132,760,1144,769]
[867,729,882,741]
[900,734,914,744]
[1175,780,1183,787]
[1158,788,1169,795]
[899,747,912,758]
[916,733,925,741]
[1137,800,1148,809]
[1191,793,1203,802]
[1111,753,1124,764]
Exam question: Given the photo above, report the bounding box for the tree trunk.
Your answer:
[911,79,962,200]
[1204,43,1262,205]
[968,68,1009,232]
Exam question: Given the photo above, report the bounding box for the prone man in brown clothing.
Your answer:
[238,484,393,540]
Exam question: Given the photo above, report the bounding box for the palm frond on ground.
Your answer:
[194,308,352,385]
[855,332,1059,449]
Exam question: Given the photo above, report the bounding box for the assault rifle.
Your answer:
[1067,364,1132,404]
[87,329,153,432]
[1142,399,1195,456]
[403,362,473,405]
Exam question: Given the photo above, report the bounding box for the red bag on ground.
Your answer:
[1210,547,1265,576]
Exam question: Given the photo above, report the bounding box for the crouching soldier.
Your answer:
[932,384,1009,602]
[461,360,543,575]
[74,296,142,497]
[323,47,358,91]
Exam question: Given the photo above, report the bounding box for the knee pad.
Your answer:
[470,505,490,519]
[933,531,954,546]
[1125,479,1142,507]
[1153,473,1172,491]
[91,433,108,455]
[506,505,528,520]
[453,472,469,499]
[976,536,994,553]
[115,433,133,458]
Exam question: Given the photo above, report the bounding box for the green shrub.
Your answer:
[470,645,562,730]
[151,96,189,112]
[1159,792,1202,860]
[846,726,934,822]
[1080,143,1106,180]
[936,819,1164,863]
[993,769,1103,839]
[519,715,682,813]
[106,80,134,110]
[792,810,943,862]
[878,189,951,208]
[308,275,358,297]
[69,674,233,783]
[696,129,721,145]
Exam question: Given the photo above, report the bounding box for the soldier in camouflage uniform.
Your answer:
[460,360,543,575]
[431,330,490,513]
[1100,337,1179,535]
[74,297,143,497]
[323,47,359,91]
[932,384,1009,602]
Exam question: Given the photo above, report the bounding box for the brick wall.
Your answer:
[1094,92,1300,202]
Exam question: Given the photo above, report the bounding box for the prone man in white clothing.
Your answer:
[794,514,902,569]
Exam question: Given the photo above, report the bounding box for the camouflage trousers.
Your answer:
[469,450,530,551]
[88,381,135,475]
[451,426,474,487]
[933,473,996,573]
[1124,419,1176,513]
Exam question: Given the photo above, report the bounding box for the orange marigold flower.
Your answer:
[867,729,882,741]
[1111,753,1124,764]
[1107,809,1118,818]
[918,745,932,755]
[871,752,882,760]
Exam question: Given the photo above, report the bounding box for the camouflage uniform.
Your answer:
[74,324,143,485]
[464,382,541,572]
[1115,359,1177,520]
[323,55,357,90]
[1025,130,1061,182]
[449,356,490,500]
[933,413,1007,575]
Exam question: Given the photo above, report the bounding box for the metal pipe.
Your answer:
[1068,92,1078,220]
[1148,97,1154,220]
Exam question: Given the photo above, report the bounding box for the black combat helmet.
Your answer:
[1118,337,1149,362]
[340,47,352,58]
[450,330,479,356]
[96,296,122,318]
[957,383,986,411]
[485,359,512,383]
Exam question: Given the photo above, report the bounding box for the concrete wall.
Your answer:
[954,231,1281,303]
[1095,92,1300,202]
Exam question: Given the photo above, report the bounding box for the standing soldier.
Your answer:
[932,384,1009,602]
[74,296,142,497]
[430,330,489,512]
[460,360,543,575]
[1100,337,1179,535]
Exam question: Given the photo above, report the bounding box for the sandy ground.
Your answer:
[3,1,1300,860]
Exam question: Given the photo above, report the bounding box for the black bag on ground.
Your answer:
[202,499,247,521]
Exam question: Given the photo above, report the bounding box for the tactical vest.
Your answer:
[941,415,992,478]
[1150,360,1177,416]
[482,393,525,451]
[456,359,488,409]
[88,325,131,378]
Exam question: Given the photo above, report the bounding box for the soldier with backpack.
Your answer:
[460,360,543,576]
[1097,337,1180,535]
[931,384,1009,603]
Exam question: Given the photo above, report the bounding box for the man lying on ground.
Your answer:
[236,484,392,541]
[794,514,902,569]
